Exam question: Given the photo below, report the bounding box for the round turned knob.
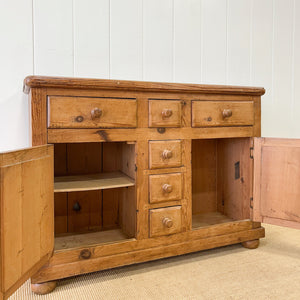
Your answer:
[162,109,173,119]
[162,149,172,159]
[162,217,173,228]
[222,109,232,118]
[79,249,91,259]
[162,184,172,193]
[72,202,81,212]
[91,107,102,120]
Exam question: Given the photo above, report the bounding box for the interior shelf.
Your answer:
[192,212,234,229]
[54,171,135,193]
[55,228,133,251]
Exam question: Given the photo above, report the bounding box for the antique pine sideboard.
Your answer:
[1,76,300,299]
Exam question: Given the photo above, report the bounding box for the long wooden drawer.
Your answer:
[192,100,254,127]
[48,96,137,128]
[149,173,182,204]
[149,140,182,169]
[149,206,182,237]
[149,100,182,127]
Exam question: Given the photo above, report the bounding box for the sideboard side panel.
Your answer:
[31,88,47,146]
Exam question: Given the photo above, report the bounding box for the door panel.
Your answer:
[253,138,300,229]
[0,145,54,299]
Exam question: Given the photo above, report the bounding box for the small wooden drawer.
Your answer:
[149,100,181,127]
[149,173,182,204]
[149,140,182,169]
[149,206,182,237]
[48,96,137,128]
[192,100,254,127]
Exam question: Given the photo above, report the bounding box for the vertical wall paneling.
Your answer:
[143,0,173,82]
[110,0,141,80]
[2,0,300,151]
[34,0,74,76]
[201,0,227,84]
[73,0,110,78]
[272,0,294,137]
[252,0,273,136]
[0,1,33,151]
[227,0,251,85]
[173,0,201,83]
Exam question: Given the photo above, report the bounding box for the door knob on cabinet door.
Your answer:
[73,202,81,212]
[162,217,173,228]
[162,149,172,159]
[222,109,232,118]
[162,109,173,118]
[91,107,102,119]
[162,184,173,193]
[80,249,91,259]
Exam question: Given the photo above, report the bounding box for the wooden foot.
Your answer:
[31,281,57,295]
[241,239,260,249]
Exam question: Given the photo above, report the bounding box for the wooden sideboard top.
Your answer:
[23,76,265,96]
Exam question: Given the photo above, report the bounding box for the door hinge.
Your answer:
[250,197,253,209]
[135,164,137,172]
[250,147,254,159]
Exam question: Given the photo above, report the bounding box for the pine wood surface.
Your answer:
[36,220,259,268]
[55,229,130,251]
[241,239,260,249]
[31,281,57,296]
[31,227,265,284]
[0,146,54,299]
[21,76,269,293]
[192,100,254,127]
[47,127,255,143]
[48,96,137,128]
[53,143,103,234]
[148,99,182,127]
[253,138,300,229]
[217,138,252,221]
[54,171,135,192]
[24,76,265,95]
[149,206,183,238]
[192,212,234,229]
[149,173,183,203]
[149,140,182,169]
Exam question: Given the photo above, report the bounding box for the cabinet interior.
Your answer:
[192,138,252,229]
[53,142,136,251]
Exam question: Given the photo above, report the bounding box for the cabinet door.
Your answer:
[0,145,54,300]
[253,138,300,229]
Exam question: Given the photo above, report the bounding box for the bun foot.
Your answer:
[241,239,260,249]
[31,281,57,295]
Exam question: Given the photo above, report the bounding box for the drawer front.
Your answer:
[149,173,182,204]
[149,140,182,169]
[149,206,182,237]
[48,96,137,128]
[192,100,254,127]
[149,100,181,127]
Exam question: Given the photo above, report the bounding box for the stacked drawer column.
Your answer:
[148,139,191,237]
[135,98,192,240]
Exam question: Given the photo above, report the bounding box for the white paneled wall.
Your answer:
[0,0,300,151]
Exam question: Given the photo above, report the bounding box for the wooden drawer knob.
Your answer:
[91,107,102,119]
[162,217,173,228]
[162,109,173,118]
[79,249,91,259]
[162,184,172,193]
[222,109,232,118]
[162,149,172,159]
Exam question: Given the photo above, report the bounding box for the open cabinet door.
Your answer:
[253,138,300,229]
[0,145,54,300]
